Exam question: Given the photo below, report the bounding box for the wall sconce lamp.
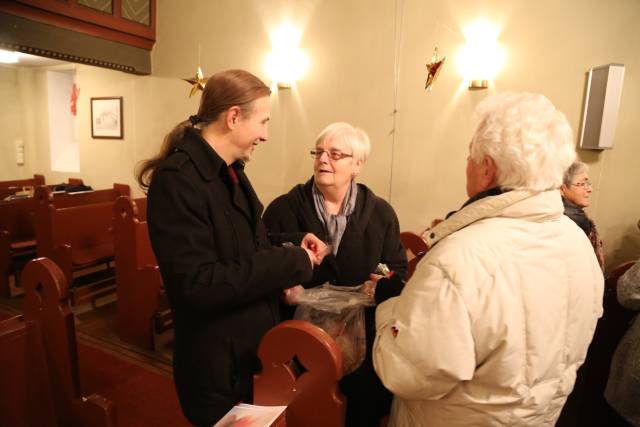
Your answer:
[0,49,19,64]
[456,19,505,89]
[265,23,308,89]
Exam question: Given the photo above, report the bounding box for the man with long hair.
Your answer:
[139,69,326,426]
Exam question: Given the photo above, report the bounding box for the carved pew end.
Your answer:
[255,320,345,427]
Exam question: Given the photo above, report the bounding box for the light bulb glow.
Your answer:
[456,19,504,86]
[0,49,19,64]
[265,23,308,88]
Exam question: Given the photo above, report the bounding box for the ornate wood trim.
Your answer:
[0,12,151,75]
[0,0,155,50]
[0,41,137,73]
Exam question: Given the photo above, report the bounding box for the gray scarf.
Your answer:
[312,180,358,255]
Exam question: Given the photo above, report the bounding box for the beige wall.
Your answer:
[0,66,36,181]
[150,0,640,270]
[2,0,639,270]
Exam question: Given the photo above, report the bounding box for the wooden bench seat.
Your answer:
[35,185,130,306]
[400,231,428,279]
[0,180,123,298]
[0,174,45,200]
[0,176,85,201]
[0,174,45,189]
[0,197,39,297]
[10,239,36,250]
[113,196,171,349]
[0,257,115,427]
[71,243,114,267]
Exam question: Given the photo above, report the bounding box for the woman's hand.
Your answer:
[300,233,330,265]
[362,281,376,297]
[362,274,384,298]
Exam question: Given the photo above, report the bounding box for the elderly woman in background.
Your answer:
[560,161,604,269]
[263,122,408,427]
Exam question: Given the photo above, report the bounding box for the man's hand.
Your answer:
[283,284,304,305]
[300,233,329,265]
[302,246,319,267]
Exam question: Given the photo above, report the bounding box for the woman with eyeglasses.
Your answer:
[263,122,408,427]
[560,161,604,269]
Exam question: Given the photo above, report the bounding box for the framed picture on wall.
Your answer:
[90,97,123,139]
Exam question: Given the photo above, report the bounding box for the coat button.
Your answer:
[430,232,435,239]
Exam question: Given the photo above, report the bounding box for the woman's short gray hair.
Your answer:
[470,92,576,191]
[563,161,589,187]
[315,122,371,163]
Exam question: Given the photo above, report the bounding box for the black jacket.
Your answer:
[147,128,311,427]
[264,178,408,287]
[263,178,407,427]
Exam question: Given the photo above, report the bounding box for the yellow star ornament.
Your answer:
[183,67,208,98]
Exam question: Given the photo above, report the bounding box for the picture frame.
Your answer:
[90,97,123,139]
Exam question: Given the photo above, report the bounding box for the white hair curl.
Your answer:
[315,122,371,163]
[470,92,576,191]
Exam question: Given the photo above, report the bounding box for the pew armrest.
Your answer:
[71,394,117,427]
[51,244,74,284]
[0,231,10,274]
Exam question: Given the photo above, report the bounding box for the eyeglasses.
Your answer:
[571,181,592,189]
[310,149,353,161]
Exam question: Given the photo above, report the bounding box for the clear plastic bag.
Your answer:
[293,284,374,375]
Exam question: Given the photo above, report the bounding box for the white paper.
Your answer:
[212,403,287,427]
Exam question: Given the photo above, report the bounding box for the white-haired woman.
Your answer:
[373,93,604,427]
[264,122,408,427]
[561,161,604,269]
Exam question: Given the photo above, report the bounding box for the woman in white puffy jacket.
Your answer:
[373,92,604,427]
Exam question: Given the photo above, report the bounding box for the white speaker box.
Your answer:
[579,63,625,150]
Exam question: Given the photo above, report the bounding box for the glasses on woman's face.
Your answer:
[571,180,592,189]
[310,149,353,161]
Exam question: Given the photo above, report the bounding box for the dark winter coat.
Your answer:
[147,128,312,427]
[263,178,408,427]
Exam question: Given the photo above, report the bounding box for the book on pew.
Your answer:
[212,403,286,427]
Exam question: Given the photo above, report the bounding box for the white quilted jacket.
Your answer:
[373,190,604,427]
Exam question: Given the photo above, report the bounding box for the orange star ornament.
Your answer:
[424,45,445,92]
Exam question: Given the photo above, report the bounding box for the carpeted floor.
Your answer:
[78,342,190,427]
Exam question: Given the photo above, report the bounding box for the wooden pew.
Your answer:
[0,179,92,297]
[400,231,428,279]
[0,174,45,200]
[254,320,345,427]
[0,198,37,297]
[40,183,130,209]
[112,196,172,349]
[0,174,45,189]
[0,257,115,427]
[34,184,130,306]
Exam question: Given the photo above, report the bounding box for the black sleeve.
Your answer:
[380,200,409,281]
[147,168,312,315]
[264,194,337,288]
[263,195,308,245]
[374,274,405,305]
